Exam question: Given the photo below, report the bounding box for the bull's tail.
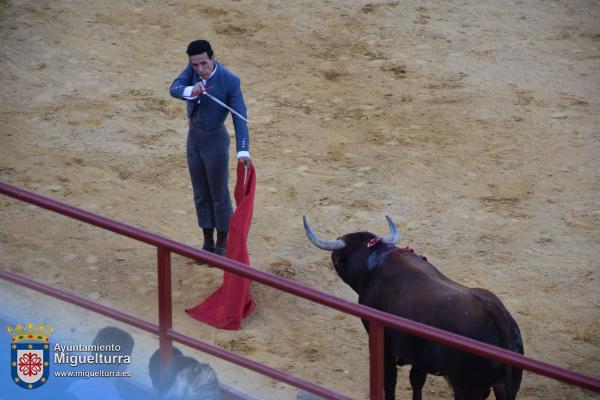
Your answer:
[505,314,524,399]
[472,289,523,400]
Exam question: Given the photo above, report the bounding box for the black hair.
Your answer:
[186,40,214,58]
[149,346,184,391]
[160,356,220,400]
[92,326,134,356]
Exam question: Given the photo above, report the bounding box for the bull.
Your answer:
[303,215,523,400]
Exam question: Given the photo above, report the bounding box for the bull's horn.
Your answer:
[303,216,346,251]
[381,215,400,245]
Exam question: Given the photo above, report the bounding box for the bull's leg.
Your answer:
[493,364,523,400]
[492,384,506,400]
[383,352,398,400]
[455,387,489,400]
[409,367,427,400]
[450,384,464,400]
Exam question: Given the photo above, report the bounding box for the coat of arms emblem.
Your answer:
[7,322,53,390]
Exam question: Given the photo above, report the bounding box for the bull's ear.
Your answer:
[303,216,346,251]
[381,215,400,245]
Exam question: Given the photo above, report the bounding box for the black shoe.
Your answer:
[196,244,215,265]
[216,231,228,257]
[201,228,215,252]
[202,243,215,253]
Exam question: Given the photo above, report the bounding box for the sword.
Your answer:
[201,91,250,125]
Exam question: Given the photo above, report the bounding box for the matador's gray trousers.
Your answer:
[187,113,233,232]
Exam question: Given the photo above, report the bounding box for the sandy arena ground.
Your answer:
[1,0,599,399]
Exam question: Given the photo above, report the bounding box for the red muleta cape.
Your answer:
[186,163,257,330]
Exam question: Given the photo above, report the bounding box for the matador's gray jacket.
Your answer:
[169,61,249,153]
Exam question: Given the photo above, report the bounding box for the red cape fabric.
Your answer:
[186,163,256,330]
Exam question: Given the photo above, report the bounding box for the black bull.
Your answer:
[303,216,524,400]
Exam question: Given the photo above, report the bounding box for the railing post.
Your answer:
[369,320,384,400]
[157,247,173,371]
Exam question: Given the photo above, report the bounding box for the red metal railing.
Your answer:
[1,181,599,399]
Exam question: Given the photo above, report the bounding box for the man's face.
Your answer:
[190,52,215,80]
